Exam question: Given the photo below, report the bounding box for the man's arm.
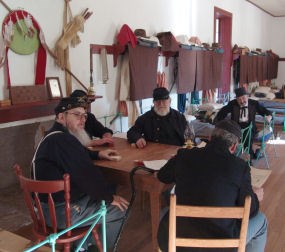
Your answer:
[215,102,233,122]
[255,101,272,122]
[237,164,260,218]
[86,112,113,138]
[157,155,177,184]
[55,134,114,203]
[127,115,145,144]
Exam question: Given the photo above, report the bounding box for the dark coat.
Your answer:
[34,122,114,203]
[85,112,113,138]
[215,98,272,135]
[127,108,187,146]
[157,139,259,252]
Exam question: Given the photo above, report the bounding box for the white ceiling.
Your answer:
[247,0,285,17]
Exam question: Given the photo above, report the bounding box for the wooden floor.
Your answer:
[5,132,285,252]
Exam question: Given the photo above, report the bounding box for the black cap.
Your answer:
[215,119,241,139]
[54,97,87,115]
[70,89,87,98]
[234,87,248,98]
[153,87,170,101]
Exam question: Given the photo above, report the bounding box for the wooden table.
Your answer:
[94,137,179,251]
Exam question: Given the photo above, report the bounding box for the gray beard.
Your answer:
[154,107,170,116]
[69,129,91,146]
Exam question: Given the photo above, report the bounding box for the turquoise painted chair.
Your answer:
[254,113,277,169]
[236,123,252,165]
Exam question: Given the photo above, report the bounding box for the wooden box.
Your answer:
[10,85,48,105]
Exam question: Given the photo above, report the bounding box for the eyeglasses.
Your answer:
[65,112,88,120]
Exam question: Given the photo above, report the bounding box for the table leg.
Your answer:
[149,191,161,252]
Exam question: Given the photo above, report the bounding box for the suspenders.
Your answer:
[31,131,63,180]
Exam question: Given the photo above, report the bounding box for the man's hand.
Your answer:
[265,115,272,123]
[136,138,147,149]
[88,138,114,147]
[98,149,119,160]
[111,195,129,211]
[102,132,113,139]
[253,187,264,201]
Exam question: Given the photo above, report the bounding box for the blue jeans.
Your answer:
[246,211,268,252]
[42,195,126,250]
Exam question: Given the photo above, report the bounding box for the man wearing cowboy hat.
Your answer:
[215,87,272,159]
[32,96,128,251]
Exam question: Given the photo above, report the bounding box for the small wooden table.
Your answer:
[94,137,179,251]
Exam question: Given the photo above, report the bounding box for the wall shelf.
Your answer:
[0,100,59,124]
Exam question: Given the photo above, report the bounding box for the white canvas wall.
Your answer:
[271,17,285,86]
[0,0,282,131]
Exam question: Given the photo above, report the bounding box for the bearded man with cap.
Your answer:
[70,89,114,147]
[127,87,187,148]
[157,119,267,252]
[215,87,272,159]
[32,96,129,251]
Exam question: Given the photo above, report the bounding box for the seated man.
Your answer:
[70,89,114,147]
[32,96,128,251]
[215,87,272,159]
[157,119,267,252]
[127,87,187,148]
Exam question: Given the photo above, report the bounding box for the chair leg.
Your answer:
[92,229,103,252]
[264,152,270,169]
[63,243,71,252]
[272,135,278,157]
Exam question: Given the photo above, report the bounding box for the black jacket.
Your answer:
[157,139,259,252]
[127,108,187,146]
[216,98,272,134]
[85,112,113,138]
[34,122,114,203]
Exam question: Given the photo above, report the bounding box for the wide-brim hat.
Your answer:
[54,96,88,115]
[134,29,148,38]
[175,34,191,46]
[138,36,162,47]
[156,31,179,52]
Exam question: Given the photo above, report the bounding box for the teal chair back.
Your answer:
[254,112,277,169]
[236,122,252,164]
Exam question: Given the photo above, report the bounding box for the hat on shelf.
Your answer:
[234,87,248,98]
[215,119,241,139]
[153,87,170,101]
[156,31,179,51]
[54,96,87,115]
[134,29,161,47]
[175,35,191,45]
[134,29,148,38]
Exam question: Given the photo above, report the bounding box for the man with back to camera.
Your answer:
[32,96,128,251]
[157,119,267,252]
[70,89,114,147]
[127,87,187,148]
[215,87,272,159]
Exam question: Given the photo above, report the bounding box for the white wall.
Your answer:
[271,17,285,86]
[0,0,282,131]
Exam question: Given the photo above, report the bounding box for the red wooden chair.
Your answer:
[14,164,103,252]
